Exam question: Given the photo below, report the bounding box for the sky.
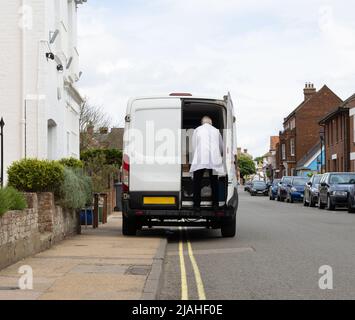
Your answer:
[77,0,355,158]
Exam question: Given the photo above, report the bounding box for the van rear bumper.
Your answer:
[122,187,238,220]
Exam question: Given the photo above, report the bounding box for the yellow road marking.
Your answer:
[185,228,207,300]
[179,227,189,300]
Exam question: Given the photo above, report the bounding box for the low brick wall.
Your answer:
[0,193,80,270]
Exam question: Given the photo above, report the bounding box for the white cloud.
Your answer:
[78,0,355,157]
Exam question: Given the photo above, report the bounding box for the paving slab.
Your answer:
[0,212,166,300]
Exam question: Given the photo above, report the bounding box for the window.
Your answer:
[290,138,295,156]
[282,144,286,160]
[290,118,296,130]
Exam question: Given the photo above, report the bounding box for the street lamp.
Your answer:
[0,117,5,188]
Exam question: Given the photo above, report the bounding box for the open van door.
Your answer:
[224,93,237,183]
[128,98,182,193]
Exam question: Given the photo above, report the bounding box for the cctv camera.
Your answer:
[46,52,55,60]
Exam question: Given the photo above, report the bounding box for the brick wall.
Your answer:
[0,193,80,270]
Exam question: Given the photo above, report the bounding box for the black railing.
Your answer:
[0,117,4,188]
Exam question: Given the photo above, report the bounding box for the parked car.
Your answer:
[346,184,355,213]
[244,181,253,192]
[277,176,293,202]
[250,181,268,196]
[318,173,355,210]
[269,179,281,200]
[303,174,322,207]
[285,177,309,203]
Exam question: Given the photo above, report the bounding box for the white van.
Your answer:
[121,93,239,237]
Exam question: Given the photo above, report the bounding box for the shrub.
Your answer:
[81,148,122,167]
[59,168,93,210]
[0,187,27,216]
[7,159,64,195]
[58,158,84,169]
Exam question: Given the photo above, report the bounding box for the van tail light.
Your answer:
[122,154,130,192]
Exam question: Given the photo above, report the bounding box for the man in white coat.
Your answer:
[190,116,225,212]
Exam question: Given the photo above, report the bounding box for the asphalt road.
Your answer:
[159,188,355,300]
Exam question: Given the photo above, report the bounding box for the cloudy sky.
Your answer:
[78,0,355,158]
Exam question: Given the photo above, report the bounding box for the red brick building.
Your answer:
[320,94,355,172]
[276,84,343,177]
[347,94,355,171]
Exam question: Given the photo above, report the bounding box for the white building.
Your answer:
[0,0,86,184]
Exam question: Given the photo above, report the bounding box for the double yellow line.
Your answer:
[179,227,206,300]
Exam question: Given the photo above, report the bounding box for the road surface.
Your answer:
[159,189,355,300]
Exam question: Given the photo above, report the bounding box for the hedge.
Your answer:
[58,158,84,169]
[0,187,27,216]
[7,159,93,210]
[7,159,64,195]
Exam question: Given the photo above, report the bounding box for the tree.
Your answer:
[238,154,256,179]
[79,100,111,133]
[254,156,264,165]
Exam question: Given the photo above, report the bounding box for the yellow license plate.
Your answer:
[143,197,176,205]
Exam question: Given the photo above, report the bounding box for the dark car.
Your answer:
[346,184,355,213]
[250,181,268,196]
[304,174,322,207]
[277,176,293,202]
[318,173,355,210]
[285,177,309,203]
[244,181,253,192]
[269,179,281,200]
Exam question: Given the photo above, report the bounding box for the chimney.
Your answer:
[237,147,242,155]
[304,83,316,101]
[99,127,109,134]
[244,149,248,154]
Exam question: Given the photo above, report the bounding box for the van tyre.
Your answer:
[221,215,236,238]
[122,214,137,236]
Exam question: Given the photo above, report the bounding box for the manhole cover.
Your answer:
[125,266,151,276]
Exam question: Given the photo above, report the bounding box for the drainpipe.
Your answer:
[21,0,27,158]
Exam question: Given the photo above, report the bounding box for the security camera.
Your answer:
[57,64,64,72]
[46,52,55,60]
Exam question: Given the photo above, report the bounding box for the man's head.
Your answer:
[201,116,213,125]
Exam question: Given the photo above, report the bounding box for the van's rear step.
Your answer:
[127,208,234,218]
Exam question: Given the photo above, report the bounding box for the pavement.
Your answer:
[160,189,355,300]
[0,212,167,300]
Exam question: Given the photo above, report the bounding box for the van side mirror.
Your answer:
[307,182,312,187]
[321,182,327,187]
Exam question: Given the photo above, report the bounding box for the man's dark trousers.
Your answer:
[193,169,219,210]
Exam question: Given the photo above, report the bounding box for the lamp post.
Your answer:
[0,117,5,188]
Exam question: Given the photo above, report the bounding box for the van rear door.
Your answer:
[225,93,236,181]
[128,98,182,192]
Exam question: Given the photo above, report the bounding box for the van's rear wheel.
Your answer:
[122,214,137,236]
[221,215,236,238]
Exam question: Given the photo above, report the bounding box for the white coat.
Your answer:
[190,123,225,175]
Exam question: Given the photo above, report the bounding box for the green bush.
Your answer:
[81,148,122,167]
[59,158,84,169]
[59,168,93,210]
[7,159,64,195]
[0,187,27,216]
